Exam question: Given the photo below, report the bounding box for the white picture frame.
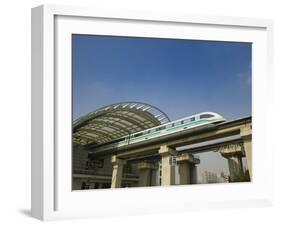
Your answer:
[31,4,274,221]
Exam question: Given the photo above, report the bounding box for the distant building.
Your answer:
[198,171,228,184]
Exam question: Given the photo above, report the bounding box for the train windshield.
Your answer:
[200,114,214,119]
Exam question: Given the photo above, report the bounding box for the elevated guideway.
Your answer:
[73,102,252,188]
[88,116,251,159]
[88,115,252,186]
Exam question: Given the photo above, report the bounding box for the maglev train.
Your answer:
[92,112,225,152]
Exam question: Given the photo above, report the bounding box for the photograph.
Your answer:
[71,34,252,190]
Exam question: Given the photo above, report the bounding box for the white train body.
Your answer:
[92,112,225,152]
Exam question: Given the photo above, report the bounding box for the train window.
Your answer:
[184,117,195,123]
[166,123,173,128]
[115,137,125,143]
[200,114,213,119]
[143,130,150,135]
[156,126,166,131]
[174,121,181,126]
[133,132,143,138]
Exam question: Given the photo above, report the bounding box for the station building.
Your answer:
[72,102,174,189]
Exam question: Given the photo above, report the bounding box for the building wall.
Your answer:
[72,145,140,189]
[72,144,88,170]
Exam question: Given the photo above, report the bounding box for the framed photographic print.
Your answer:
[31,4,274,221]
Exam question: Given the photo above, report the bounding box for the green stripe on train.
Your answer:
[122,119,209,143]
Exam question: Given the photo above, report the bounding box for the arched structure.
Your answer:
[73,102,170,146]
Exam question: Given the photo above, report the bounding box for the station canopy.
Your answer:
[73,102,170,146]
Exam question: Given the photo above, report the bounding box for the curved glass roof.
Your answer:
[73,102,170,146]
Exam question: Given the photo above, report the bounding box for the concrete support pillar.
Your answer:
[137,162,157,187]
[111,156,126,188]
[219,144,245,181]
[150,167,158,186]
[240,126,252,179]
[227,156,243,180]
[178,160,190,184]
[159,145,176,186]
[176,153,200,185]
[190,165,198,184]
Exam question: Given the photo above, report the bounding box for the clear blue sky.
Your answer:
[72,34,251,121]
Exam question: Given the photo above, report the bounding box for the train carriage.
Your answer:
[92,112,225,152]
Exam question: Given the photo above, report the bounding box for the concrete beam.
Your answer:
[176,153,200,164]
[115,123,251,159]
[219,143,245,158]
[159,145,177,157]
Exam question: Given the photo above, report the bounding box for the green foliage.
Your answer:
[229,170,251,182]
